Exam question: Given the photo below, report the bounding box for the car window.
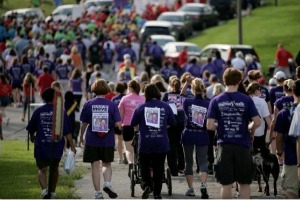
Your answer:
[154,39,175,48]
[159,15,183,22]
[231,48,256,58]
[97,1,112,7]
[176,45,200,52]
[203,6,212,14]
[180,6,203,13]
[144,27,170,35]
[200,48,212,57]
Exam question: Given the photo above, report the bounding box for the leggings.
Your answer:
[183,144,208,175]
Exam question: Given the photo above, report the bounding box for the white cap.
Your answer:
[273,71,286,79]
[123,54,131,60]
[268,78,276,85]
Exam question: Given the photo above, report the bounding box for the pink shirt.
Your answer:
[118,93,145,126]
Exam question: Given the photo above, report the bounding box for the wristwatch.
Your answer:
[276,151,283,156]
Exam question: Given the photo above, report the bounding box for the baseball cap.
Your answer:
[123,54,131,60]
[273,71,286,79]
[268,78,276,86]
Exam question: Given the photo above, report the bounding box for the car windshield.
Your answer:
[154,39,175,47]
[96,1,112,6]
[176,45,200,52]
[231,48,256,57]
[144,27,170,35]
[159,15,183,22]
[180,6,203,13]
[53,8,72,15]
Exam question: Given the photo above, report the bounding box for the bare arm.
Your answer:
[66,133,76,153]
[297,137,300,181]
[79,122,88,146]
[207,118,217,131]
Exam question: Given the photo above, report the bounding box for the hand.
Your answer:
[277,154,284,164]
[30,134,35,143]
[71,146,77,155]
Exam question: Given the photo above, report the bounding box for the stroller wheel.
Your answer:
[166,168,172,196]
[130,169,135,197]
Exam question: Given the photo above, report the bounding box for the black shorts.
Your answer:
[114,127,122,135]
[36,158,61,169]
[122,125,134,141]
[12,83,22,90]
[83,145,114,163]
[0,96,10,107]
[214,143,253,185]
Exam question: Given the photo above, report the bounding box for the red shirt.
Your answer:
[37,73,54,95]
[105,92,116,100]
[23,82,35,97]
[0,82,12,96]
[275,47,293,67]
[178,49,188,67]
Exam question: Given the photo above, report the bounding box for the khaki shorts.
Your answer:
[281,165,300,195]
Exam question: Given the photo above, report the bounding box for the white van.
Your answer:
[45,4,84,22]
[3,8,45,24]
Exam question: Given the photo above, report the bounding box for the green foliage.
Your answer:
[0,140,85,199]
[187,0,300,73]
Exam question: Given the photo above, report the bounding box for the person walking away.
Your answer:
[21,73,36,122]
[118,80,145,176]
[0,74,12,125]
[274,79,300,198]
[79,79,121,199]
[37,66,54,96]
[131,83,176,199]
[102,43,115,77]
[162,78,186,176]
[26,87,76,198]
[8,58,23,108]
[206,68,261,199]
[55,58,70,94]
[274,43,293,78]
[69,68,84,111]
[181,76,210,198]
[149,41,164,69]
[178,46,188,68]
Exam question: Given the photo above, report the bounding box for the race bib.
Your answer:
[144,107,160,128]
[191,104,207,128]
[92,105,109,133]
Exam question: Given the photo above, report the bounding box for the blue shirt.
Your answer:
[26,104,71,159]
[111,94,125,106]
[274,96,294,111]
[103,48,114,64]
[182,95,210,146]
[270,86,284,108]
[186,63,202,78]
[55,64,69,80]
[149,45,164,58]
[131,99,176,153]
[207,91,259,147]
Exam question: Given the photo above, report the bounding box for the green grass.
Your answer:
[0,140,86,199]
[187,0,300,73]
[0,0,74,16]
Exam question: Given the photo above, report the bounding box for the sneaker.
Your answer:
[103,185,118,199]
[5,117,9,126]
[154,195,162,199]
[142,186,152,199]
[95,192,104,199]
[185,188,195,196]
[200,187,209,199]
[51,192,56,199]
[41,189,48,198]
[118,159,123,164]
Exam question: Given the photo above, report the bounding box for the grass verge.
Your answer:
[0,140,86,199]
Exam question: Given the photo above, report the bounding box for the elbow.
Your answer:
[255,120,261,129]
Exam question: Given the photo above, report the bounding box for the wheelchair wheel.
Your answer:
[130,169,135,197]
[166,168,172,196]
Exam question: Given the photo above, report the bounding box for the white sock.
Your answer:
[95,190,102,195]
[104,182,111,187]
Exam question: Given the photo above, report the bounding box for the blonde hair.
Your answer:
[150,74,166,85]
[213,83,225,96]
[191,78,205,95]
[283,79,295,93]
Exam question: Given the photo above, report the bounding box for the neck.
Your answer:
[294,95,300,104]
[225,85,239,92]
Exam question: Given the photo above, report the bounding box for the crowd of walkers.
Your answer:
[0,1,300,199]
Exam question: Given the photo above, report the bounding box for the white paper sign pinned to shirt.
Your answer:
[144,107,160,128]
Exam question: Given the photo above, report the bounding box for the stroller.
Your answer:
[129,133,172,197]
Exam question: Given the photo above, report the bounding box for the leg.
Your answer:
[139,152,152,198]
[182,144,194,189]
[38,167,48,190]
[117,134,124,161]
[102,162,112,182]
[152,153,166,198]
[124,141,134,164]
[207,130,215,174]
[238,183,251,199]
[166,127,178,176]
[221,184,232,199]
[196,145,209,199]
[91,161,101,191]
[176,125,185,172]
[50,166,59,193]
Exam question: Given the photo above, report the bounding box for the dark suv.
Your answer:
[210,0,236,19]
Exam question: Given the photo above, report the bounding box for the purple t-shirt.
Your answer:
[274,106,297,165]
[70,77,83,94]
[274,95,294,111]
[270,85,284,108]
[80,97,121,147]
[111,94,125,106]
[26,104,71,159]
[9,64,23,85]
[131,99,176,153]
[182,95,210,146]
[207,91,259,147]
[186,64,201,78]
[55,64,69,80]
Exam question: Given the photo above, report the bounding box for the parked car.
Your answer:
[83,0,113,13]
[178,3,219,30]
[199,44,259,63]
[3,8,45,24]
[45,4,84,22]
[150,35,176,48]
[139,21,178,44]
[157,11,193,41]
[209,0,236,19]
[163,42,201,63]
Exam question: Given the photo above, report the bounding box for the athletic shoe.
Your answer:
[103,185,118,199]
[185,188,195,196]
[5,117,9,126]
[200,187,209,199]
[51,192,56,199]
[154,195,162,199]
[142,186,152,199]
[95,192,104,199]
[41,189,48,198]
[118,159,123,164]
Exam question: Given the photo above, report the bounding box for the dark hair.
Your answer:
[246,82,260,95]
[42,87,55,103]
[65,91,75,102]
[223,68,243,86]
[170,78,181,93]
[0,74,8,84]
[293,80,300,96]
[215,50,221,59]
[128,80,140,94]
[238,82,247,95]
[144,83,161,102]
[71,68,82,79]
[154,81,166,93]
[248,70,262,81]
[115,82,127,94]
[21,55,29,64]
[296,66,300,79]
[91,79,111,95]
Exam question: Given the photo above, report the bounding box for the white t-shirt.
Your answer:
[231,57,246,70]
[44,44,57,61]
[251,96,270,137]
